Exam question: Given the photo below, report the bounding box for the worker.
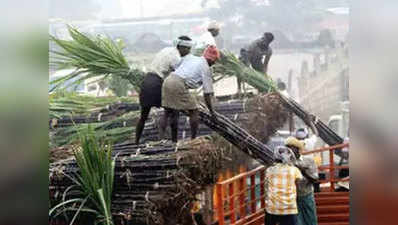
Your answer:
[285,137,319,225]
[265,145,303,225]
[295,125,322,192]
[194,21,221,55]
[160,45,220,142]
[295,127,322,164]
[135,36,193,144]
[238,32,274,94]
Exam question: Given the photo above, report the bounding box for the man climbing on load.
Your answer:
[135,36,193,144]
[238,32,274,95]
[285,137,319,225]
[160,45,221,143]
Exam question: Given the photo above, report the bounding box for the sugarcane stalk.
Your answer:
[197,105,274,165]
[277,92,343,145]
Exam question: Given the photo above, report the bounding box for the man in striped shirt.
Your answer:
[265,146,303,225]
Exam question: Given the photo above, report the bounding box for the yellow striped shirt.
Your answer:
[265,163,303,215]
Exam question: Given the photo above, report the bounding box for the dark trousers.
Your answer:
[193,213,207,225]
[265,212,298,225]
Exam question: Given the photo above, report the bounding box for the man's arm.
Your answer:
[202,61,216,115]
[299,168,318,183]
[306,114,319,136]
[296,158,319,183]
[204,93,214,114]
[263,48,272,74]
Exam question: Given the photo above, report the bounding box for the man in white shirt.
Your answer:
[296,128,318,152]
[135,36,193,144]
[160,46,220,142]
[194,21,221,55]
[295,125,322,193]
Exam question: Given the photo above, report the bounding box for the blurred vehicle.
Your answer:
[327,101,350,139]
[320,101,349,166]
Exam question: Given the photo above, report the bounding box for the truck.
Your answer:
[327,101,349,139]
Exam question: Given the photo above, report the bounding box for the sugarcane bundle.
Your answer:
[49,145,74,163]
[198,106,275,165]
[242,92,290,143]
[50,126,116,225]
[50,111,141,148]
[213,52,344,147]
[50,98,247,149]
[50,93,289,154]
[213,51,277,93]
[50,100,140,128]
[148,93,289,144]
[50,26,144,92]
[49,91,139,120]
[50,136,247,225]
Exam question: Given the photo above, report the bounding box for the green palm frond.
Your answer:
[50,26,144,92]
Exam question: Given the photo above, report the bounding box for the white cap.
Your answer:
[208,21,221,30]
[295,128,308,139]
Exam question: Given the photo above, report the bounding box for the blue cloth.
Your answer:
[297,193,318,225]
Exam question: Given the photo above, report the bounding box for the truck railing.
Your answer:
[301,142,349,191]
[213,143,349,225]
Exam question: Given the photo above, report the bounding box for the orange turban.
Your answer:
[203,45,220,62]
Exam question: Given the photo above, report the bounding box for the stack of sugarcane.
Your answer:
[49,92,140,150]
[51,111,141,148]
[49,91,139,121]
[50,93,289,152]
[50,136,249,225]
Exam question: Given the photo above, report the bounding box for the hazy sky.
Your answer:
[119,0,217,18]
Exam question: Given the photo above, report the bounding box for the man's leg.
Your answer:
[188,109,199,140]
[170,109,180,142]
[237,77,242,95]
[159,108,170,140]
[135,106,151,145]
[193,213,207,225]
[297,193,318,225]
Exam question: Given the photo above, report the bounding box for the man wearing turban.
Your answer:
[135,36,193,144]
[160,45,220,142]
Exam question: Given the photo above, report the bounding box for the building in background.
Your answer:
[297,43,349,123]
